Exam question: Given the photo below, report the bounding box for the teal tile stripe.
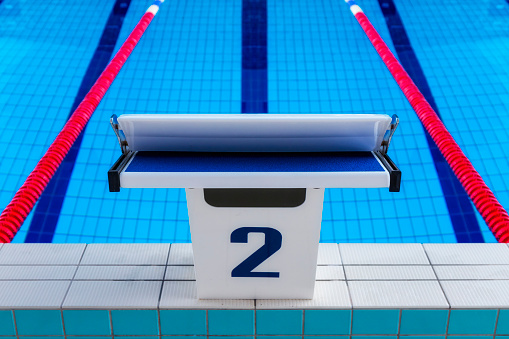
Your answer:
[63,310,111,336]
[352,310,400,335]
[3,307,509,337]
[448,310,498,335]
[0,311,15,336]
[497,310,509,335]
[304,310,351,335]
[257,310,303,335]
[160,310,207,335]
[111,310,159,335]
[400,310,449,335]
[15,310,63,336]
[209,310,254,335]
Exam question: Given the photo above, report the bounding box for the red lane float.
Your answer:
[345,0,509,242]
[0,1,164,243]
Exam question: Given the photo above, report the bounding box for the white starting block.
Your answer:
[108,114,400,299]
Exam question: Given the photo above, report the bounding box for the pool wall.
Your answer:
[1,243,509,337]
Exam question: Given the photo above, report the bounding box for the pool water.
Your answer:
[0,0,508,243]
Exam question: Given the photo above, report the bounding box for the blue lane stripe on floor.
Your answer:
[25,0,132,243]
[242,0,268,113]
[377,0,484,243]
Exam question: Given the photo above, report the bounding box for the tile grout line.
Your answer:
[12,309,19,339]
[422,244,452,311]
[108,309,114,339]
[397,308,402,339]
[493,308,500,339]
[157,243,172,332]
[301,309,305,339]
[60,244,88,310]
[338,244,354,311]
[338,243,355,338]
[254,300,257,338]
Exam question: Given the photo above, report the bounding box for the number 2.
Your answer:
[231,227,282,278]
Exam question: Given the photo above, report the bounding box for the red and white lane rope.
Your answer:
[345,0,509,242]
[0,0,164,243]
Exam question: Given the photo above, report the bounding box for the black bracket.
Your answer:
[108,150,135,192]
[374,150,401,192]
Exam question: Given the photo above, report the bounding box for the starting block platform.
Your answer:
[108,114,401,299]
[109,114,400,191]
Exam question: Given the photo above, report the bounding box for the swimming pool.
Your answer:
[0,0,508,243]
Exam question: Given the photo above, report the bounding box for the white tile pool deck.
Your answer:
[0,243,508,309]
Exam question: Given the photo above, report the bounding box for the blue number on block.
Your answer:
[231,227,282,278]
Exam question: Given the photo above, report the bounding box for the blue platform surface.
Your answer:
[0,0,508,243]
[126,152,385,173]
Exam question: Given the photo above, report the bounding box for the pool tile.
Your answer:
[497,310,509,334]
[159,281,254,309]
[339,244,429,265]
[63,310,111,335]
[167,244,194,265]
[160,310,207,335]
[433,265,509,280]
[315,266,345,280]
[15,310,63,336]
[304,310,350,335]
[111,310,159,335]
[164,266,196,280]
[349,281,448,308]
[424,243,509,264]
[0,310,15,335]
[62,281,161,309]
[317,243,341,265]
[75,266,165,280]
[208,310,254,335]
[0,244,85,265]
[80,243,170,265]
[0,281,70,309]
[441,281,509,308]
[0,266,77,280]
[352,310,399,334]
[256,310,303,335]
[257,281,351,309]
[344,265,436,280]
[448,310,498,334]
[400,310,449,335]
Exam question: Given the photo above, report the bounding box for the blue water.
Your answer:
[0,0,508,243]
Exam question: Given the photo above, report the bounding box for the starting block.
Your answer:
[108,114,400,299]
